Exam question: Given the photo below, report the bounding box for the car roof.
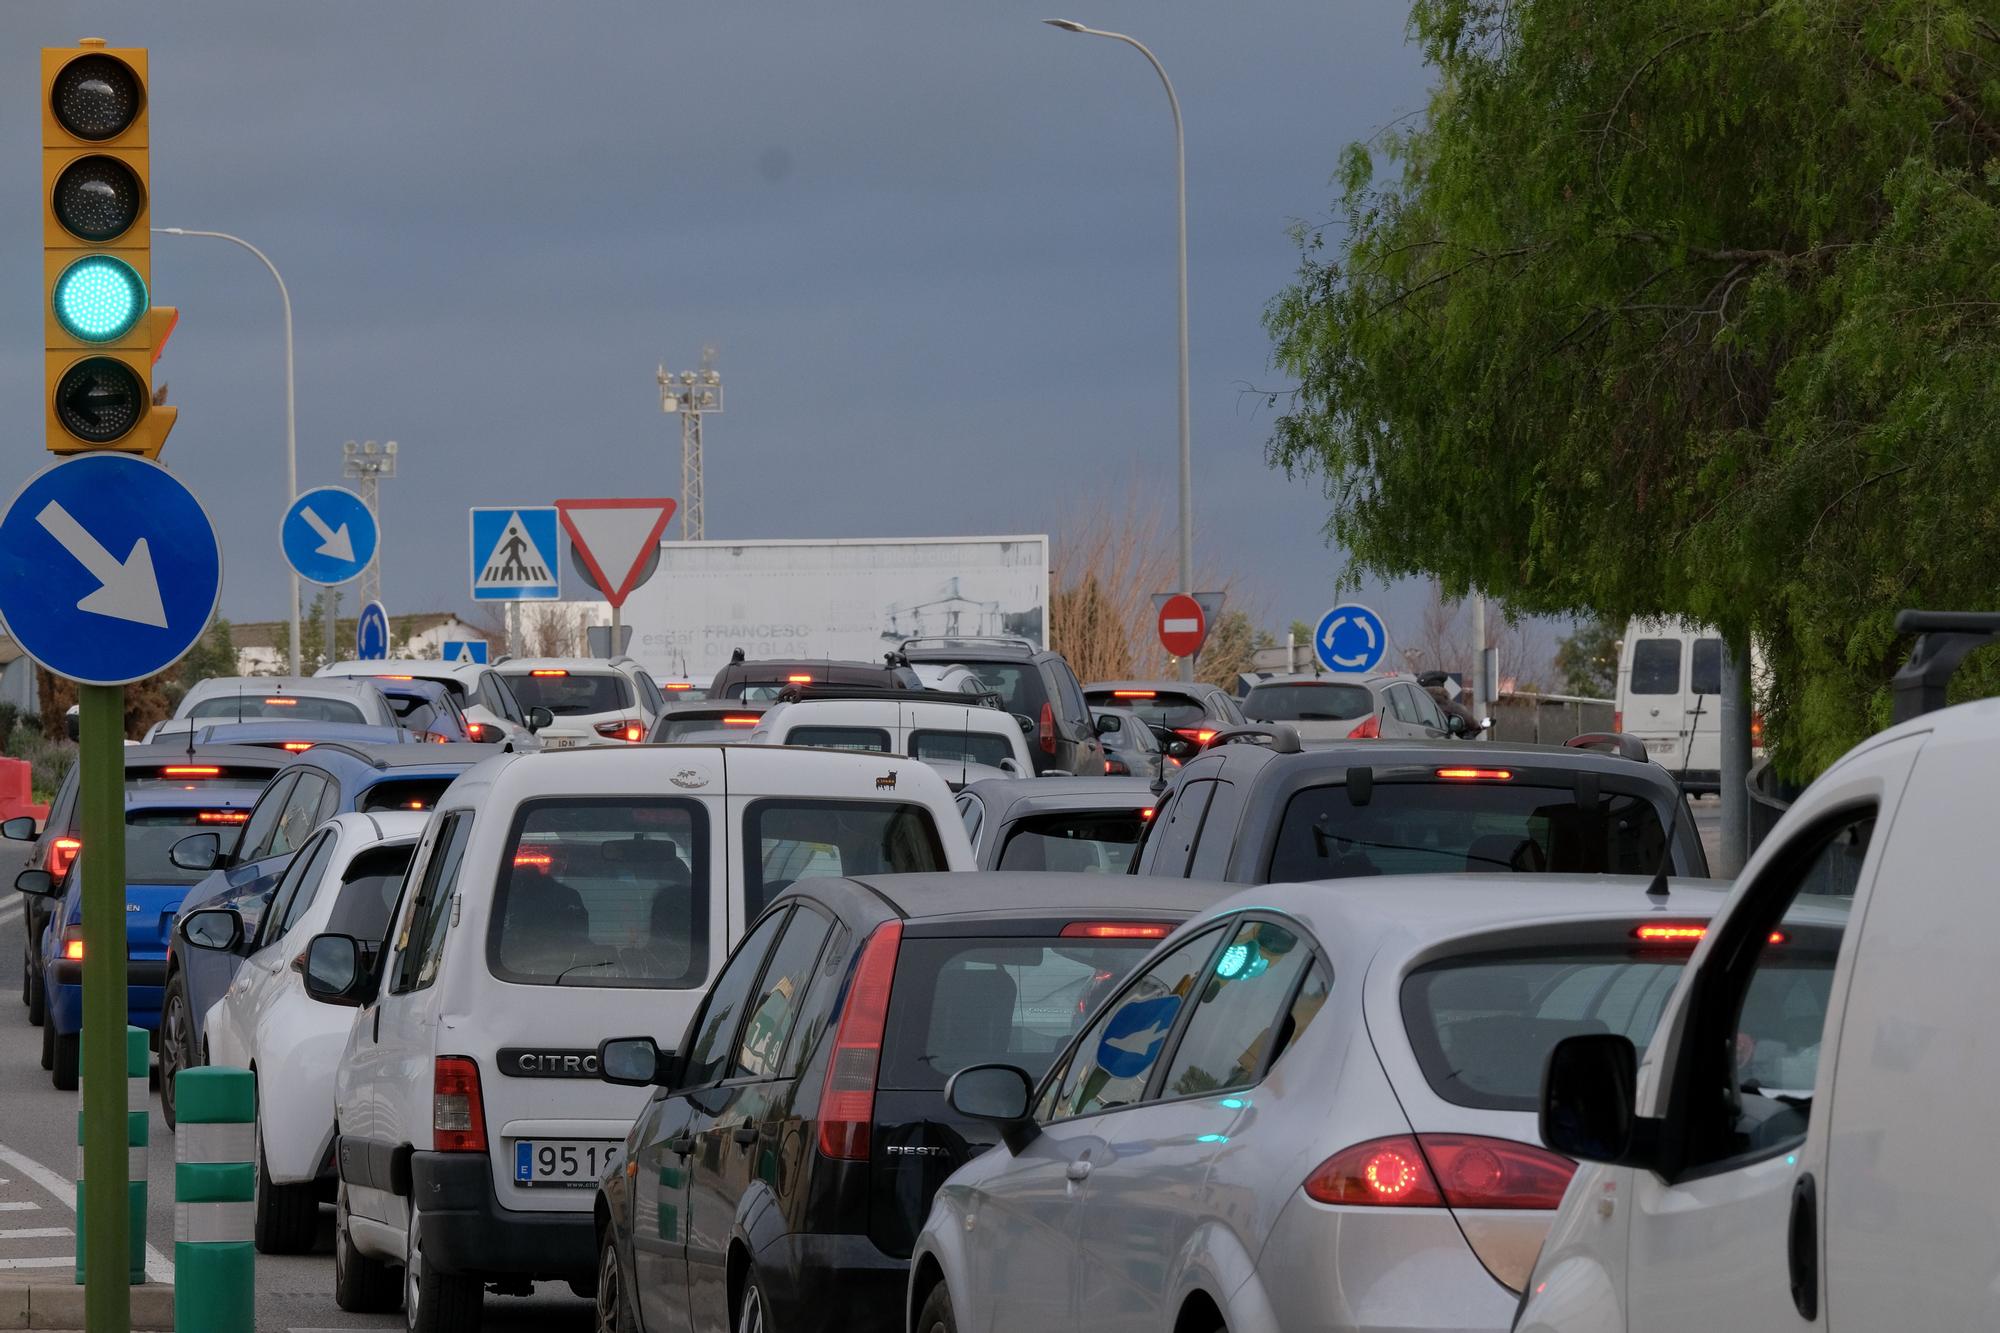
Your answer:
[962,776,1157,819]
[182,676,384,702]
[898,639,1041,662]
[320,660,465,682]
[1084,680,1218,695]
[1208,734,1680,785]
[434,742,955,811]
[832,870,1237,924]
[494,658,624,674]
[188,722,411,746]
[323,809,431,843]
[120,741,297,769]
[356,676,452,699]
[291,742,488,775]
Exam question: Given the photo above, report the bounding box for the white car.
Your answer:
[494,657,662,749]
[302,744,974,1330]
[318,659,548,752]
[1518,615,2000,1332]
[149,677,401,739]
[186,811,429,1254]
[750,693,1035,776]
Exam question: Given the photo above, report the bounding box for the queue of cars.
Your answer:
[16,621,1983,1333]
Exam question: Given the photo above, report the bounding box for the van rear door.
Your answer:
[1621,626,1688,768]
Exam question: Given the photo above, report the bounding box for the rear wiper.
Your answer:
[554,959,614,985]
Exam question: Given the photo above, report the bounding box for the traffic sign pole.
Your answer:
[79,682,131,1330]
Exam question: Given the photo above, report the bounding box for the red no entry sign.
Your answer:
[1157,593,1207,658]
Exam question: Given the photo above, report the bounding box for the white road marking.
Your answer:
[0,1141,172,1283]
[0,1201,39,1211]
[0,1226,69,1239]
[0,1256,70,1270]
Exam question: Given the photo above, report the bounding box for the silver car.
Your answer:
[1242,671,1459,742]
[909,875,1772,1333]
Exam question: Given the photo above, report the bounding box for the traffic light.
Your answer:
[42,40,176,457]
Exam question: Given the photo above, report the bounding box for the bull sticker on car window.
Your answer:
[1096,994,1182,1080]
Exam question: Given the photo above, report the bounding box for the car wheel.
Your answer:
[593,1234,634,1333]
[19,948,28,1006]
[405,1205,482,1333]
[158,971,192,1130]
[26,956,44,1028]
[253,1117,319,1254]
[736,1272,767,1333]
[39,1012,53,1071]
[51,1031,78,1092]
[914,1282,957,1333]
[333,1183,401,1314]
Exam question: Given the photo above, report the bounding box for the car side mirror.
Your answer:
[1541,1033,1655,1168]
[997,759,1021,775]
[945,1063,1040,1154]
[1,816,36,841]
[1013,714,1035,735]
[597,1036,677,1088]
[525,706,554,734]
[1446,713,1467,736]
[169,831,222,873]
[301,933,371,1007]
[64,708,80,743]
[1094,714,1119,736]
[1166,739,1196,760]
[179,907,244,953]
[14,869,58,898]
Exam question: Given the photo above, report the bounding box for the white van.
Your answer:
[302,745,971,1331]
[750,694,1036,775]
[1615,618,1765,791]
[1520,631,1998,1331]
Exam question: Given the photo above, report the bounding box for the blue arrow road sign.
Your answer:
[282,486,378,587]
[442,640,489,665]
[470,507,560,601]
[356,601,390,661]
[0,455,222,687]
[1315,602,1389,674]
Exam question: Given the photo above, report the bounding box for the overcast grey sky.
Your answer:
[3,2,1437,641]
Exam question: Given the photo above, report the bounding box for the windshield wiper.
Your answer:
[554,959,614,985]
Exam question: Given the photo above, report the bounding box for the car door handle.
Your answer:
[665,1134,695,1157]
[1065,1160,1092,1182]
[731,1126,759,1147]
[1788,1172,1819,1320]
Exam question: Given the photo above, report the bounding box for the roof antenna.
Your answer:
[1647,686,1709,899]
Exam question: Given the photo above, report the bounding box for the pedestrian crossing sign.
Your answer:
[442,639,489,665]
[470,507,561,601]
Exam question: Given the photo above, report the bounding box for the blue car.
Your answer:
[157,741,488,1128]
[34,779,265,1090]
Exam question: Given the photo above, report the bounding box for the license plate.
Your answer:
[514,1139,623,1187]
[543,736,580,749]
[1642,737,1675,754]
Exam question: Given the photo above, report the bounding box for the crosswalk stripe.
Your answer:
[0,1201,39,1211]
[0,1226,69,1239]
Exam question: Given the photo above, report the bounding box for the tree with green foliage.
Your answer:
[178,618,238,689]
[1554,617,1622,698]
[1266,0,2000,777]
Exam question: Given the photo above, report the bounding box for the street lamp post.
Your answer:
[154,227,301,675]
[1045,18,1194,681]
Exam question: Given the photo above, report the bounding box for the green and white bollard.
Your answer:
[173,1067,255,1333]
[74,1024,149,1285]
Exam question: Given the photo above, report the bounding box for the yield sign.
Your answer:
[1157,593,1207,658]
[555,498,676,610]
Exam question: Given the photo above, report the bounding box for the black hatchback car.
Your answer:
[899,637,1104,776]
[590,871,1235,1333]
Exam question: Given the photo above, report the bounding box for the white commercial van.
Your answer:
[1521,612,2000,1331]
[300,744,972,1331]
[1615,617,1765,791]
[749,691,1037,775]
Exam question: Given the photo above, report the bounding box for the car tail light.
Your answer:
[1140,807,1155,820]
[1113,690,1156,699]
[530,669,568,677]
[281,741,314,753]
[666,682,693,691]
[1612,710,1623,732]
[1436,767,1513,781]
[1104,758,1130,775]
[377,674,415,681]
[197,811,248,824]
[463,721,485,742]
[594,720,644,742]
[1347,714,1380,739]
[817,921,902,1160]
[263,698,297,707]
[1633,924,1785,946]
[162,765,219,777]
[1173,727,1217,746]
[513,849,553,869]
[722,715,760,727]
[433,1056,487,1152]
[1305,1134,1574,1210]
[1039,703,1056,756]
[61,929,84,963]
[1060,922,1172,939]
[47,837,81,879]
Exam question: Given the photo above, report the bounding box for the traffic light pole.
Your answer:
[79,683,131,1332]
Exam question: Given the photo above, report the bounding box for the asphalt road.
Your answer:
[0,843,594,1332]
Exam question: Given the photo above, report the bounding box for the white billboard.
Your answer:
[621,535,1049,675]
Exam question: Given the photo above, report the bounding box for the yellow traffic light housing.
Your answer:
[43,41,175,457]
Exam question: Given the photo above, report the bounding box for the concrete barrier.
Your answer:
[1487,693,1615,746]
[172,1068,254,1333]
[0,758,47,827]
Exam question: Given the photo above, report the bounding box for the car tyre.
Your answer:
[592,1233,634,1333]
[405,1205,482,1333]
[26,956,44,1027]
[158,970,192,1130]
[914,1281,957,1333]
[736,1271,768,1333]
[51,1031,78,1092]
[39,1012,53,1071]
[253,1118,318,1255]
[333,1183,401,1314]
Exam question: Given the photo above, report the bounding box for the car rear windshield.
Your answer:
[187,695,367,724]
[505,672,632,716]
[745,799,949,917]
[996,810,1149,873]
[910,730,1013,769]
[490,797,710,989]
[126,806,252,884]
[1267,782,1669,881]
[356,779,456,814]
[323,843,416,945]
[657,710,761,741]
[1401,946,1695,1111]
[953,663,1048,720]
[787,726,891,753]
[1085,691,1208,732]
[1243,682,1374,722]
[880,936,1160,1090]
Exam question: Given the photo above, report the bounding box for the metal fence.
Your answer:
[1487,692,1615,745]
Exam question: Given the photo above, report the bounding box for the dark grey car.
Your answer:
[957,776,1158,872]
[899,637,1105,777]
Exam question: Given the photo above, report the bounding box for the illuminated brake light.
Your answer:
[666,681,692,690]
[1634,924,1785,946]
[463,722,485,742]
[512,851,553,868]
[1113,690,1156,699]
[1060,922,1172,939]
[1305,1134,1575,1210]
[1140,807,1155,820]
[263,698,297,707]
[594,720,645,742]
[818,921,902,1160]
[1038,703,1056,757]
[281,742,314,753]
[163,765,219,777]
[530,669,568,677]
[722,715,760,727]
[197,811,249,825]
[64,936,84,962]
[376,674,415,681]
[1436,767,1513,781]
[1173,727,1217,746]
[787,674,814,684]
[433,1056,488,1152]
[1347,714,1381,739]
[48,837,81,879]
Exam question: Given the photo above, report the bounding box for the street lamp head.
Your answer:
[1044,18,1088,32]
